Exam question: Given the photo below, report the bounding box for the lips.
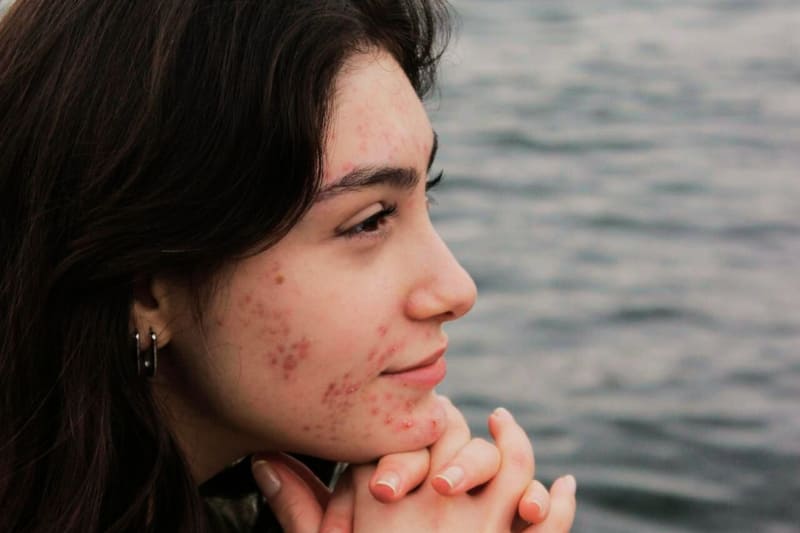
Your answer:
[382,346,447,375]
[380,347,448,388]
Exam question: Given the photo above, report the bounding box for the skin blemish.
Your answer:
[367,349,377,361]
[384,415,394,425]
[292,338,311,360]
[275,274,285,285]
[283,355,298,372]
[370,407,380,416]
[302,425,311,432]
[401,419,414,429]
[377,325,388,337]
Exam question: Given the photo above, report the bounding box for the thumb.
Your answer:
[252,455,325,533]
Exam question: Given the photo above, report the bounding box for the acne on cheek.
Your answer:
[331,326,442,440]
[229,265,310,381]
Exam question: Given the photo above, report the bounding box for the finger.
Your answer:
[320,467,355,533]
[526,475,577,533]
[251,455,325,533]
[430,437,501,495]
[369,448,430,502]
[258,453,332,507]
[518,479,550,524]
[486,408,535,511]
[427,395,472,472]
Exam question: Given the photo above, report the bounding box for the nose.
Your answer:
[405,228,477,323]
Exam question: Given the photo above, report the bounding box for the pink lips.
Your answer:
[381,348,447,387]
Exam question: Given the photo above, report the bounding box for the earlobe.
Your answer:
[130,276,177,350]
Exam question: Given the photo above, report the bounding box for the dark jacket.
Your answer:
[200,456,339,532]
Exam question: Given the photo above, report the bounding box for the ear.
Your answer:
[131,276,182,350]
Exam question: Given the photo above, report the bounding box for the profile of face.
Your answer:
[153,49,477,474]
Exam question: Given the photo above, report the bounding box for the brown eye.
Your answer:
[341,204,398,238]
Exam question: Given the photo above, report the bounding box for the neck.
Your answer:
[151,375,253,484]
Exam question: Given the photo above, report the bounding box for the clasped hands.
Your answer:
[252,396,576,532]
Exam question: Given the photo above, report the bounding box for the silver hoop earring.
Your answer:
[132,329,158,378]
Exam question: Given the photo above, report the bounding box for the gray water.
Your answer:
[432,1,800,531]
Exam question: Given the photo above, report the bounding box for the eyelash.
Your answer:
[340,203,398,239]
[426,170,444,206]
[340,170,445,239]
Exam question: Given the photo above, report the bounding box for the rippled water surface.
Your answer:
[431,1,800,531]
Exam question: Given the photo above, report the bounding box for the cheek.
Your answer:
[313,326,443,443]
[216,264,313,382]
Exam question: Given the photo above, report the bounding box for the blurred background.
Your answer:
[432,1,799,531]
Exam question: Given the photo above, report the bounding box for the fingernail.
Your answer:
[252,460,281,498]
[434,465,465,490]
[561,474,577,495]
[526,498,544,516]
[374,471,401,497]
[492,406,513,420]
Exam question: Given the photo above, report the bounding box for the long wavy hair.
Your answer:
[0,0,451,530]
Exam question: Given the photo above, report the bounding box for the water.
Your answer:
[431,1,800,531]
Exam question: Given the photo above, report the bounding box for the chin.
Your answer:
[331,423,447,464]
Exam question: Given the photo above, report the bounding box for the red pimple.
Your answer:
[384,415,394,425]
[367,349,377,361]
[402,419,414,429]
[384,392,393,401]
[370,407,380,416]
[302,425,311,432]
[283,355,297,371]
[377,325,388,337]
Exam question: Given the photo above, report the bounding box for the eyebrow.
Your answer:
[315,131,439,202]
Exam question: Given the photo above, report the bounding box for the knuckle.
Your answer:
[506,447,533,471]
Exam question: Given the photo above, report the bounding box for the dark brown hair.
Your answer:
[0,0,451,530]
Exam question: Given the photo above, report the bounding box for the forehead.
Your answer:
[324,50,434,184]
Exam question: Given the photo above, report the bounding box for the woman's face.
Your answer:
[161,50,476,468]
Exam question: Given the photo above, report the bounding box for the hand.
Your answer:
[322,404,576,532]
[252,397,576,532]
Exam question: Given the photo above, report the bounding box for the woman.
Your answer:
[0,0,576,531]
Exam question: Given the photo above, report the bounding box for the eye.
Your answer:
[425,170,444,206]
[339,203,398,238]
